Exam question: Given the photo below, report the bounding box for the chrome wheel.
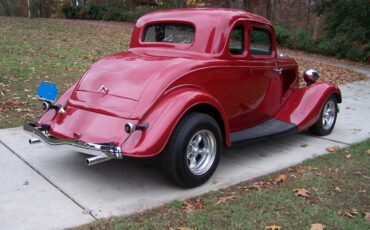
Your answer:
[322,100,336,130]
[186,130,217,176]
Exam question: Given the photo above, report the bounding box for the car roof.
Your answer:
[136,8,271,27]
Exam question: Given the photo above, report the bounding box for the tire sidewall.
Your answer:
[171,113,222,187]
[318,96,338,135]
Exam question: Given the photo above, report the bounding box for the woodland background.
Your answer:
[0,0,369,62]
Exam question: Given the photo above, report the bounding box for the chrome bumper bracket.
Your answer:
[23,123,122,159]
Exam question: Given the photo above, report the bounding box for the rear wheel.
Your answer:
[309,95,338,136]
[161,112,222,188]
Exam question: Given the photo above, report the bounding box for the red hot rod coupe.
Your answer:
[25,8,341,187]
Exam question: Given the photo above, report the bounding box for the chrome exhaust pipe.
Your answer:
[85,156,111,166]
[29,138,41,144]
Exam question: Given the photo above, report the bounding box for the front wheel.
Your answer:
[309,95,338,136]
[161,112,222,188]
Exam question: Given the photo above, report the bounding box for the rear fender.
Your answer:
[275,82,341,131]
[121,87,229,157]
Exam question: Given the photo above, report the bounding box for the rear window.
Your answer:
[142,23,195,44]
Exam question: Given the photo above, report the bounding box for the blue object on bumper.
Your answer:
[37,81,58,102]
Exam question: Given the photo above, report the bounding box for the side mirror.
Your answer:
[303,69,319,85]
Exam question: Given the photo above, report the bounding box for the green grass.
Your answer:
[73,139,370,230]
[0,17,131,128]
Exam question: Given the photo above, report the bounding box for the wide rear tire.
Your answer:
[161,112,222,188]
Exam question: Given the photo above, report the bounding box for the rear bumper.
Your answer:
[23,123,122,159]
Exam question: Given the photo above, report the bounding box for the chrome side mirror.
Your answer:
[303,69,319,85]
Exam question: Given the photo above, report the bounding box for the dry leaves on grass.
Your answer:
[310,223,325,230]
[265,224,282,230]
[366,149,370,155]
[175,227,193,230]
[354,171,370,180]
[274,174,287,184]
[344,208,359,218]
[325,146,339,152]
[248,181,273,191]
[215,195,237,205]
[293,188,311,198]
[182,199,205,213]
[345,154,352,159]
[364,212,370,221]
[334,186,342,192]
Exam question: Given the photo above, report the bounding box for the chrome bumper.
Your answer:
[23,123,122,159]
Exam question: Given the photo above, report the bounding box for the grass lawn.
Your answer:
[0,17,367,129]
[0,17,131,128]
[72,140,370,230]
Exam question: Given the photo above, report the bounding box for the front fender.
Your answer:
[121,87,229,157]
[275,82,341,131]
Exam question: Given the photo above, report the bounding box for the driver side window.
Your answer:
[250,27,272,55]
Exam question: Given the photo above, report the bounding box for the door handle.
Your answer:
[273,67,283,74]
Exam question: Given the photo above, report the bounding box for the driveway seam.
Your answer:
[302,134,351,145]
[0,140,98,221]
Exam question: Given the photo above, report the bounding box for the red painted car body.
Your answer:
[35,8,341,158]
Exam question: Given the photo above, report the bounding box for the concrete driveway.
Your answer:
[1,79,370,229]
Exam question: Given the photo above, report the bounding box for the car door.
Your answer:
[244,23,282,124]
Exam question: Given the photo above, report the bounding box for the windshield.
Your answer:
[142,23,195,44]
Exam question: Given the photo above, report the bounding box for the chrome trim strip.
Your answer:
[23,123,122,159]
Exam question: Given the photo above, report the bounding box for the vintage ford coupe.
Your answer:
[25,8,341,187]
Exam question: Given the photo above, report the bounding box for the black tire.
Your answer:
[160,112,222,188]
[309,95,338,136]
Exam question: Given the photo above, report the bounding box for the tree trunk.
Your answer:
[0,0,11,16]
[312,15,320,40]
[27,0,31,18]
[173,0,186,8]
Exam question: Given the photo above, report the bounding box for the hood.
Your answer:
[70,50,206,118]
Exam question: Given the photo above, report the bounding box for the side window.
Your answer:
[229,26,244,55]
[250,28,272,55]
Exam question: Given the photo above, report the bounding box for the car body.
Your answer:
[24,8,341,187]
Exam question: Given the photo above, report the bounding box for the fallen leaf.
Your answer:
[344,208,359,218]
[301,144,308,148]
[293,188,310,198]
[274,174,287,184]
[364,212,370,221]
[344,211,355,218]
[176,227,193,230]
[249,181,272,191]
[310,223,325,230]
[216,195,237,205]
[182,202,194,213]
[326,146,338,152]
[316,172,323,176]
[366,150,370,155]
[193,199,205,209]
[334,186,341,192]
[345,154,352,159]
[265,224,282,230]
[354,171,370,180]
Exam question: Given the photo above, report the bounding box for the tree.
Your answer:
[0,0,12,16]
[316,0,370,61]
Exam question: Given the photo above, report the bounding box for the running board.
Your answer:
[230,118,297,144]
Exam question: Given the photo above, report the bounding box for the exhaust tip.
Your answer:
[29,138,41,144]
[85,156,110,166]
